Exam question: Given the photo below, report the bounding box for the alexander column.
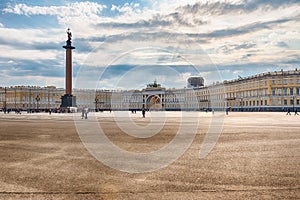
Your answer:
[61,28,76,108]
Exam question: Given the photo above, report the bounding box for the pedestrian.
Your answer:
[81,108,84,119]
[226,108,228,115]
[286,108,291,115]
[295,109,299,115]
[49,109,52,115]
[212,109,214,115]
[142,108,146,118]
[84,108,88,119]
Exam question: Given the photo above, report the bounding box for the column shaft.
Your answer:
[66,49,72,95]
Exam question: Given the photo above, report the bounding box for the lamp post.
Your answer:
[105,91,108,111]
[240,98,243,112]
[4,87,7,113]
[95,97,99,112]
[36,95,40,111]
[293,95,295,112]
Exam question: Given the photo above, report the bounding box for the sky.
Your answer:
[0,0,299,90]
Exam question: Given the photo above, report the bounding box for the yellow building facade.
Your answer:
[1,69,299,112]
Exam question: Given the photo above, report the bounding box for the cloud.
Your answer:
[3,2,107,17]
[74,64,203,90]
[202,18,294,38]
[276,41,289,48]
[216,42,256,54]
[177,0,300,16]
[1,59,63,77]
[111,2,141,14]
[0,0,299,89]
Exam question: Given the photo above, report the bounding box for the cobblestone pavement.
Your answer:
[0,112,299,199]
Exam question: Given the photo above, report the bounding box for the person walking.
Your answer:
[84,108,88,119]
[81,108,85,119]
[142,108,146,118]
[286,108,291,115]
[295,109,299,115]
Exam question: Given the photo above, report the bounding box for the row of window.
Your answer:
[272,99,300,106]
[272,87,300,96]
[272,79,300,85]
[228,100,268,107]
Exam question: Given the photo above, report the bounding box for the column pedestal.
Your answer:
[61,94,76,107]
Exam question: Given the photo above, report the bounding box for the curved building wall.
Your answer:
[1,69,300,112]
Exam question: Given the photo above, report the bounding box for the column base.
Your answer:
[61,94,77,108]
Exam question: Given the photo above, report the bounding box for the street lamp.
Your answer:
[35,95,40,111]
[3,87,7,113]
[293,95,295,112]
[95,97,99,112]
[240,98,243,112]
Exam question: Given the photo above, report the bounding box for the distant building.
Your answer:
[1,69,300,112]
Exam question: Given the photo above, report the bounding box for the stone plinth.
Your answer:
[61,94,76,107]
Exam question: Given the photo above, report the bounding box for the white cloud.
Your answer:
[0,27,63,45]
[1,1,300,88]
[0,45,61,61]
[0,75,64,88]
[111,2,141,13]
[3,2,106,17]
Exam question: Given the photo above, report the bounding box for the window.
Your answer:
[284,99,287,105]
[297,88,300,95]
[290,88,294,95]
[297,80,300,84]
[284,79,288,84]
[272,99,276,106]
[272,80,275,84]
[290,79,294,84]
[290,99,294,106]
[278,80,282,84]
[278,99,282,105]
[297,99,300,105]
[284,88,288,95]
[265,100,267,106]
[278,88,282,95]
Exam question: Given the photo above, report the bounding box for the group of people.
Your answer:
[286,109,299,115]
[2,108,21,114]
[81,108,89,119]
[81,108,147,119]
